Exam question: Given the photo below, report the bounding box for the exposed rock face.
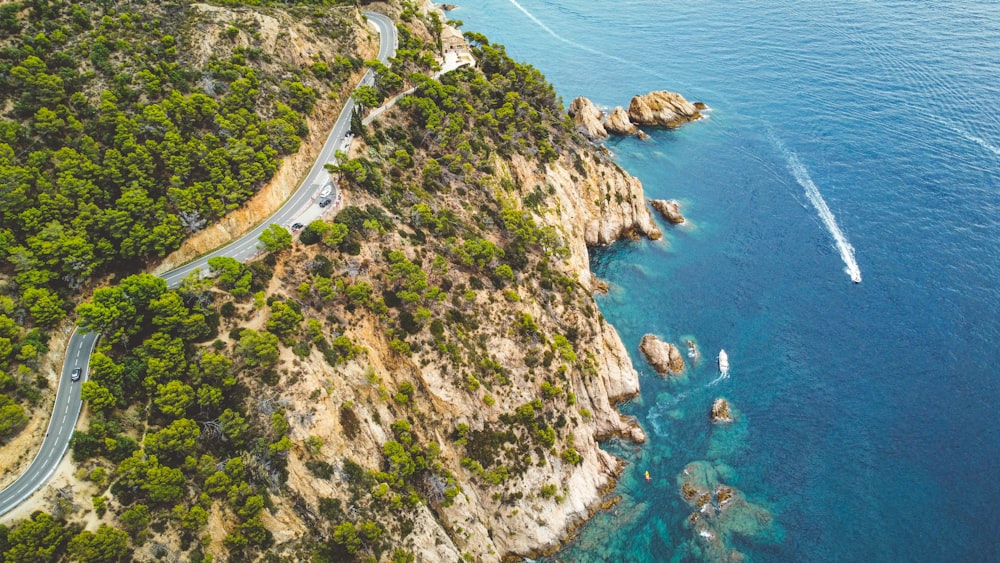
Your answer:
[650,198,686,224]
[628,90,702,128]
[711,398,732,423]
[640,334,685,374]
[604,106,637,135]
[568,96,608,140]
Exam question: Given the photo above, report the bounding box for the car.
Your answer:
[71,368,82,382]
[319,198,332,208]
[290,222,304,232]
[319,183,333,198]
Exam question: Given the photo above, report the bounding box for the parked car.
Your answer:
[71,367,82,382]
[319,198,332,208]
[291,223,304,232]
[319,183,333,198]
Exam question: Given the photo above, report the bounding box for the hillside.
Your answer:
[0,2,668,561]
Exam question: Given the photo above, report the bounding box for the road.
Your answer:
[0,11,396,518]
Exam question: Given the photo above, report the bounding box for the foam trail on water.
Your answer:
[775,141,862,283]
[953,127,1000,157]
[505,0,670,83]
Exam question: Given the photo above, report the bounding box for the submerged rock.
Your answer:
[711,398,733,423]
[604,106,637,135]
[628,90,702,128]
[639,334,685,374]
[649,199,686,224]
[568,96,608,140]
[676,461,773,562]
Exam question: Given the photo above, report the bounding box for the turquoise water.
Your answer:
[450,1,1000,560]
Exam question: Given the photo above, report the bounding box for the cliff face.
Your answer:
[268,146,657,560]
[143,6,662,559]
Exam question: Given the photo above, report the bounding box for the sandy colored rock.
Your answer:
[628,90,702,128]
[711,398,732,423]
[568,96,608,140]
[639,334,685,374]
[604,106,637,135]
[650,198,686,224]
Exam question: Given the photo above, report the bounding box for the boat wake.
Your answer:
[953,127,1000,158]
[706,372,729,387]
[775,140,862,283]
[504,0,687,87]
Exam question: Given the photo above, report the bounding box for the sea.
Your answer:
[447,1,1000,561]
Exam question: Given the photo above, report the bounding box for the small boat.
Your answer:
[645,471,651,482]
[718,349,729,374]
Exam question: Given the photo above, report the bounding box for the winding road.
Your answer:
[0,11,397,517]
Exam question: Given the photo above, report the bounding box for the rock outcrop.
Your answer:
[639,334,685,374]
[711,398,732,423]
[650,198,685,224]
[604,106,637,135]
[628,90,702,128]
[568,96,608,140]
[677,461,774,561]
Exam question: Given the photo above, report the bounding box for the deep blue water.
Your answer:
[449,1,999,561]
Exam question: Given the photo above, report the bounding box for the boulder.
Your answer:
[711,398,732,423]
[568,96,608,140]
[649,199,685,224]
[636,130,650,140]
[628,90,701,128]
[604,106,637,135]
[639,334,685,374]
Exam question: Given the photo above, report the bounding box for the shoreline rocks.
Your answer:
[650,198,686,224]
[711,398,732,423]
[639,334,685,374]
[604,106,637,135]
[568,96,608,140]
[629,90,701,128]
[566,89,703,140]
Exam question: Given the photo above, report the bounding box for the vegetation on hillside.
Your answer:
[0,0,367,447]
[0,1,633,560]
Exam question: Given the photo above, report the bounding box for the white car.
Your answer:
[319,183,333,198]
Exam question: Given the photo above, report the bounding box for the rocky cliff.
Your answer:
[235,18,664,562]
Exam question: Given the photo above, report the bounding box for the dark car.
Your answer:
[291,222,304,232]
[318,198,332,208]
[71,368,82,382]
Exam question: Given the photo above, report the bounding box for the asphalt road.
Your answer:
[0,11,396,518]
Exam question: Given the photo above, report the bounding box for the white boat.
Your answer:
[718,349,729,374]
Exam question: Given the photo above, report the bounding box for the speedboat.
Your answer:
[718,349,729,374]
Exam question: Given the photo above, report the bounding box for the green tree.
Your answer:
[143,419,200,462]
[3,512,72,562]
[237,329,280,368]
[257,224,292,253]
[80,382,116,414]
[21,287,65,327]
[154,380,194,417]
[207,256,252,297]
[0,394,27,441]
[266,301,303,338]
[66,525,129,563]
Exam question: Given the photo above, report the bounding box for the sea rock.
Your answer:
[639,334,685,374]
[711,398,732,423]
[628,90,702,128]
[636,130,650,140]
[604,106,637,135]
[568,96,608,140]
[650,199,685,224]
